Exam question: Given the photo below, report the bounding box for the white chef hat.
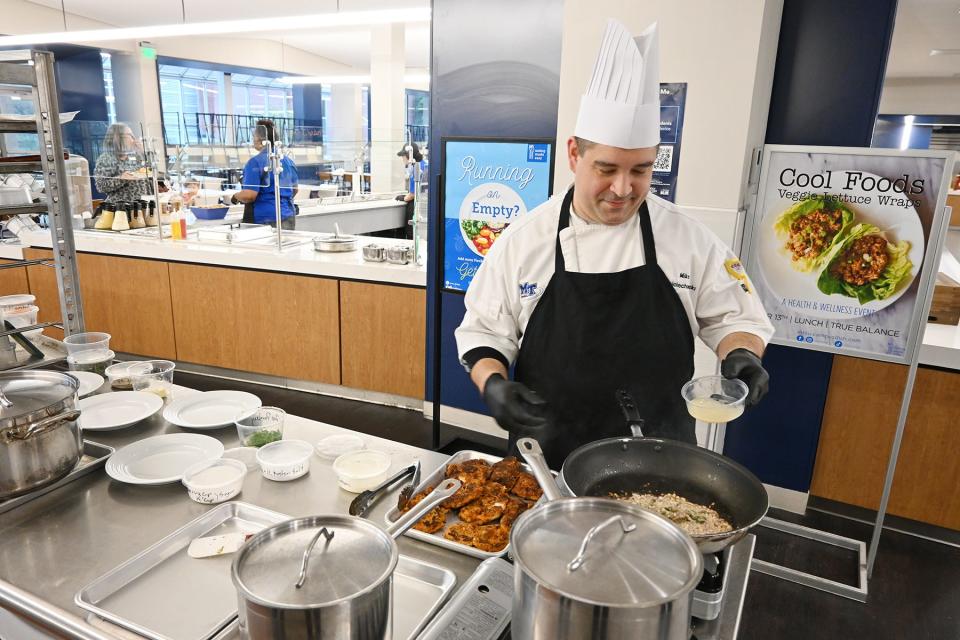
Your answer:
[574,20,660,149]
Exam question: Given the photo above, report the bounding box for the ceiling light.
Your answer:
[929,49,960,56]
[281,73,431,85]
[0,8,430,46]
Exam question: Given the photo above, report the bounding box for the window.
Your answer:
[405,89,429,147]
[231,73,294,121]
[100,53,116,125]
[157,64,224,145]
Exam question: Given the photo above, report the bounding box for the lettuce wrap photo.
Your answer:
[774,195,855,273]
[816,223,913,305]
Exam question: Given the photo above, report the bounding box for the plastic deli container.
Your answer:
[315,433,365,461]
[332,450,391,493]
[63,332,111,357]
[256,440,313,482]
[181,458,246,504]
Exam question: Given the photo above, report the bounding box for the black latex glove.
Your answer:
[720,348,770,408]
[395,194,407,202]
[482,373,548,431]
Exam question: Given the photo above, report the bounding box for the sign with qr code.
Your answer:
[650,83,687,202]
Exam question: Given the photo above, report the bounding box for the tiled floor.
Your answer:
[178,372,960,640]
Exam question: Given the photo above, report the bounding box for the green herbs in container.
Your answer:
[245,430,282,448]
[235,407,286,448]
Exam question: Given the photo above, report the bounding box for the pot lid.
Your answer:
[232,515,398,608]
[510,497,702,607]
[0,371,78,426]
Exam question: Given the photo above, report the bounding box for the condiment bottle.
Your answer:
[144,201,158,227]
[159,202,172,225]
[170,209,187,239]
[128,202,145,229]
[94,202,115,230]
[111,201,130,231]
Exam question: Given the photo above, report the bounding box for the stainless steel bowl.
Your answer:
[313,236,358,252]
[362,244,386,262]
[385,246,412,265]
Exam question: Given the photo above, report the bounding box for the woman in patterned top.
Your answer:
[94,123,149,203]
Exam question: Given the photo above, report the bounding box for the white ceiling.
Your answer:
[24,0,430,70]
[886,0,960,78]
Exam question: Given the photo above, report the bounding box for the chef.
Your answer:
[455,20,774,469]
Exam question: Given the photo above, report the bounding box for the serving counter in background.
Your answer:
[9,227,427,404]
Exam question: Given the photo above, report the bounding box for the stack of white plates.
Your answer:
[163,390,261,430]
[105,433,224,485]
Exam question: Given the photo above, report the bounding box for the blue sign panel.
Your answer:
[649,83,688,202]
[443,139,554,292]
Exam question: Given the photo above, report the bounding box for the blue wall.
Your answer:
[426,0,564,422]
[723,0,899,492]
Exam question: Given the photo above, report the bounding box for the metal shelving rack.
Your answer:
[0,50,85,360]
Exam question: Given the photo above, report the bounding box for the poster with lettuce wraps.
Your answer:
[744,146,954,363]
[442,138,554,292]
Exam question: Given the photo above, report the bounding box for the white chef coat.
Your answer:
[455,189,774,368]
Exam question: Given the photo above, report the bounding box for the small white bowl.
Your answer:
[256,439,313,482]
[332,449,391,493]
[181,458,246,504]
[315,433,365,461]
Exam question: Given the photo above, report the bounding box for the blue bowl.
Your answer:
[191,206,229,220]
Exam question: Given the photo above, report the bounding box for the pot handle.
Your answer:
[384,478,461,539]
[515,438,564,502]
[296,527,335,589]
[567,515,637,572]
[7,410,81,441]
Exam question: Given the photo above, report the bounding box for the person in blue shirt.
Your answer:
[231,119,298,229]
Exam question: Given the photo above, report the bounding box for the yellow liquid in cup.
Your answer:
[686,397,745,423]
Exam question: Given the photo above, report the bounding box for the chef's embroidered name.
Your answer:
[459,155,535,190]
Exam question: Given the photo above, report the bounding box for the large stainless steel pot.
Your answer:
[232,477,460,640]
[0,371,82,499]
[513,438,702,640]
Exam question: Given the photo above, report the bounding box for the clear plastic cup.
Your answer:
[105,361,147,391]
[130,359,176,402]
[235,406,286,448]
[680,375,749,423]
[63,332,111,357]
[67,349,114,376]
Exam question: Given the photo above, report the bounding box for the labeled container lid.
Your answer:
[0,371,78,430]
[232,515,397,608]
[510,497,702,608]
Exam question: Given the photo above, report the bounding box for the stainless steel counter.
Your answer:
[0,385,478,639]
[0,383,753,639]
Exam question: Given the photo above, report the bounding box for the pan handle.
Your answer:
[567,516,637,572]
[616,390,645,438]
[515,438,564,502]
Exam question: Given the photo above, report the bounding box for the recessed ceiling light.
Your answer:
[930,49,960,56]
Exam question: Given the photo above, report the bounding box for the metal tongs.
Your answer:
[348,461,420,517]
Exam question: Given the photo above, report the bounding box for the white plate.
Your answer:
[67,371,104,398]
[106,433,224,485]
[79,391,163,431]
[162,390,261,430]
[758,170,925,319]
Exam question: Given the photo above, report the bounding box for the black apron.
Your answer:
[511,188,696,469]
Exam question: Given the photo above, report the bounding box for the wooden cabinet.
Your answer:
[23,249,177,355]
[22,248,61,340]
[169,263,341,385]
[811,356,960,530]
[0,259,29,298]
[75,253,177,359]
[340,281,425,399]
